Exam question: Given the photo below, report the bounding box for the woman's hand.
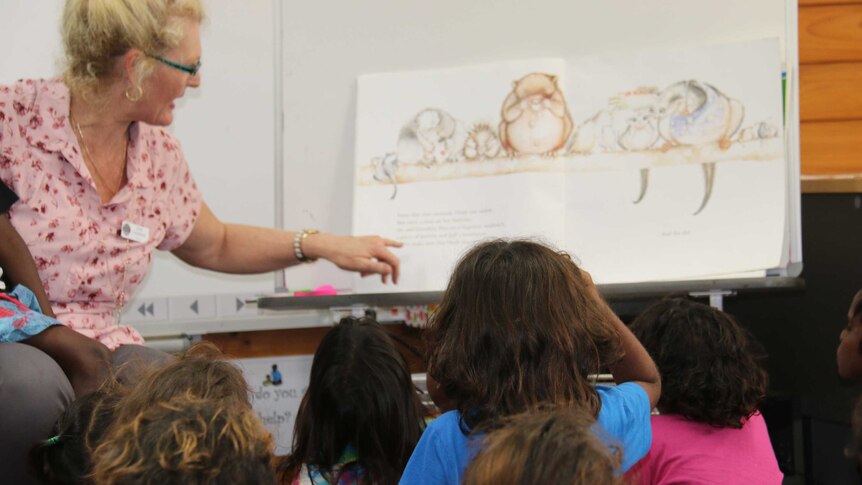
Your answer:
[25,325,112,397]
[304,233,403,284]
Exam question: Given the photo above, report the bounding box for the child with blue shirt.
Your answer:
[400,239,661,484]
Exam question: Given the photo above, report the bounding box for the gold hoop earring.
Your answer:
[124,84,143,102]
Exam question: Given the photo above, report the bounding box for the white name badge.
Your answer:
[121,221,150,243]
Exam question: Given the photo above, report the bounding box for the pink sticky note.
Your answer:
[294,285,338,297]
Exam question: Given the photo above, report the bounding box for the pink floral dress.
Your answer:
[0,79,202,350]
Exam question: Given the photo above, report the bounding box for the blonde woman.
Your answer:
[0,1,401,481]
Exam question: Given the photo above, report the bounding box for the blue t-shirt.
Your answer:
[399,382,651,485]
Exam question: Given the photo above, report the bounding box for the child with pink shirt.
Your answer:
[625,297,783,485]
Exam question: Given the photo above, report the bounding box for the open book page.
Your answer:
[562,38,785,283]
[352,39,786,292]
[353,59,568,293]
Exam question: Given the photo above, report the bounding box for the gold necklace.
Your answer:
[70,116,128,197]
[70,114,132,325]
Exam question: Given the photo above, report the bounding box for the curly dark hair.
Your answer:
[112,341,251,427]
[92,396,275,485]
[463,406,623,485]
[425,239,623,430]
[29,377,125,484]
[280,316,425,485]
[630,296,768,428]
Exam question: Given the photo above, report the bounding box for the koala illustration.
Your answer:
[499,73,574,156]
[618,107,661,152]
[397,108,467,166]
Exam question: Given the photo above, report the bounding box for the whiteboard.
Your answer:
[280,0,802,292]
[0,0,278,302]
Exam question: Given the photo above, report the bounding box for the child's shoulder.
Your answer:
[424,410,465,436]
[416,410,475,456]
[596,382,649,407]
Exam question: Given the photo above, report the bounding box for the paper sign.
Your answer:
[236,355,314,455]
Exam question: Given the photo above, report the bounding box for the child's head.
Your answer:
[91,396,275,485]
[282,316,425,485]
[630,296,767,428]
[29,377,125,484]
[426,239,622,428]
[463,406,623,485]
[837,289,862,383]
[113,341,250,424]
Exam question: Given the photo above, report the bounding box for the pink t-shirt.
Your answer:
[625,412,783,485]
[0,79,202,349]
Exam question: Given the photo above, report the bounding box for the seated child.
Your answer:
[280,316,426,485]
[0,211,111,397]
[625,296,783,485]
[463,406,623,485]
[91,395,276,485]
[29,379,125,483]
[110,341,252,425]
[1,181,111,483]
[29,342,252,483]
[400,239,661,484]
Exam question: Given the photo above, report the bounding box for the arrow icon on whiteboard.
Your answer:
[236,298,245,311]
[190,300,199,314]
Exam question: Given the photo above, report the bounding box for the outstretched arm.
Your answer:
[172,202,402,283]
[584,271,661,408]
[605,305,662,409]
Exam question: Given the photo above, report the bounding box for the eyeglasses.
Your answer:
[149,54,201,76]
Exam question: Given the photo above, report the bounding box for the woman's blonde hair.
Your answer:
[62,0,204,101]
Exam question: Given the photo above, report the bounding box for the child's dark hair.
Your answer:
[426,239,623,429]
[280,316,425,485]
[463,406,623,485]
[29,378,125,484]
[630,296,767,428]
[92,396,275,485]
[112,341,250,426]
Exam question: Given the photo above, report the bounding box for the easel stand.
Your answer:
[689,289,736,310]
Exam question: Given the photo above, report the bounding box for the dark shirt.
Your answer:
[0,180,17,291]
[0,180,17,214]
